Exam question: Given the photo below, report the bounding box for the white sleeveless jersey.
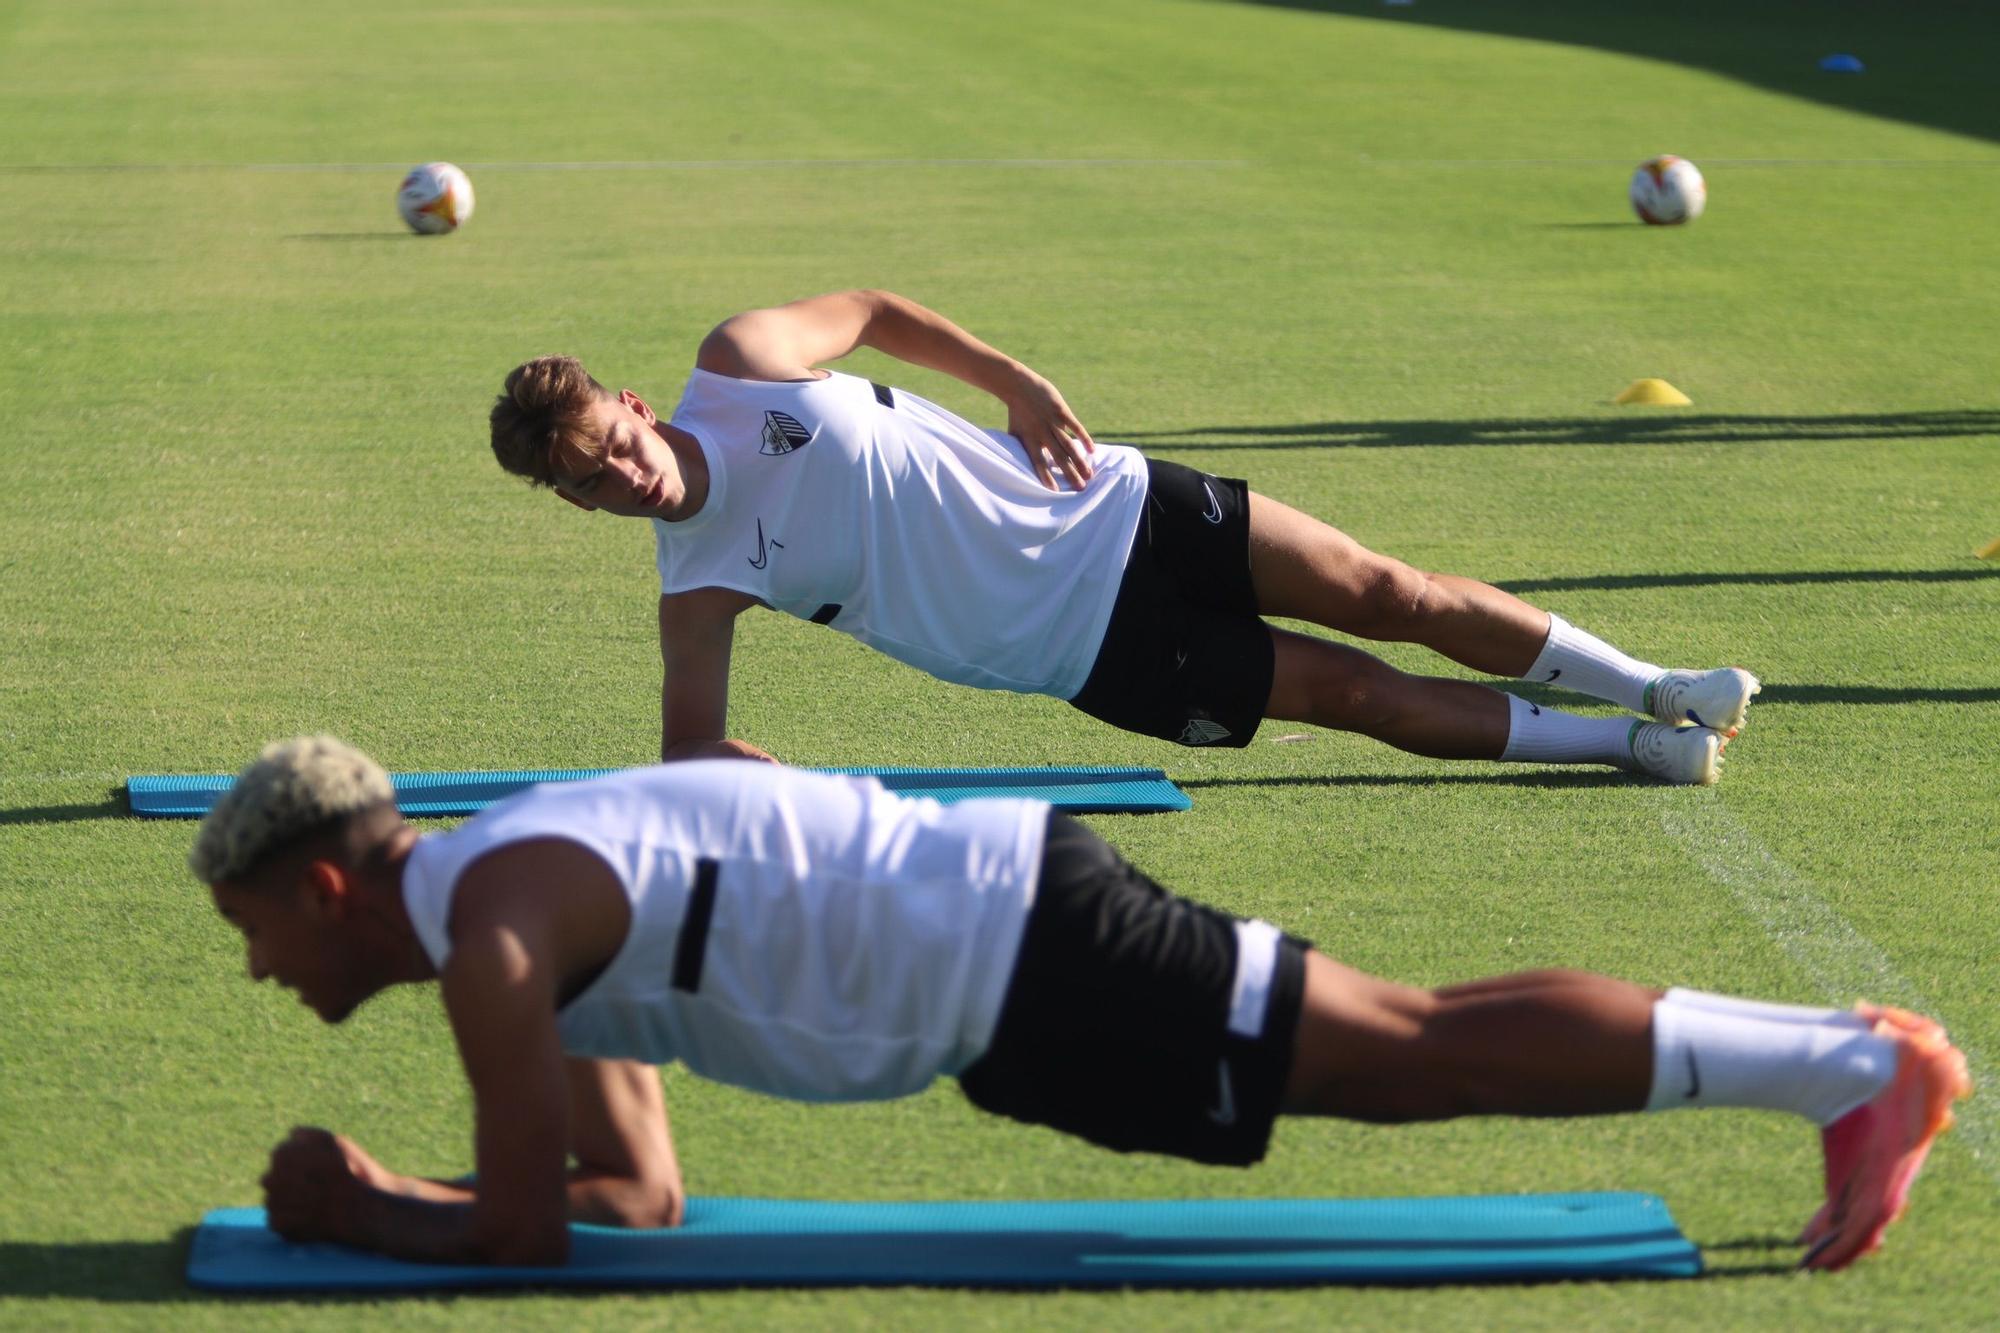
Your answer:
[656,368,1148,698]
[400,762,1044,1102]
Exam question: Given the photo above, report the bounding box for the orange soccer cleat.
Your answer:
[1799,1004,1971,1271]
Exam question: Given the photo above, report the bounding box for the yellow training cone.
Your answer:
[1977,536,2000,559]
[1614,378,1692,406]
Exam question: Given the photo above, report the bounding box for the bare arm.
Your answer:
[259,842,643,1265]
[561,1058,686,1227]
[658,588,775,763]
[325,1058,684,1228]
[261,909,572,1264]
[697,290,1096,491]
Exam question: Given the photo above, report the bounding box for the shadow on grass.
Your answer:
[1114,410,2000,452]
[0,1234,473,1307]
[0,792,129,825]
[1230,0,2000,147]
[1182,771,1636,792]
[1695,1235,1803,1278]
[0,1234,197,1303]
[284,232,419,242]
[1702,1236,1801,1252]
[1700,1262,1802,1278]
[1497,568,2000,594]
[1758,684,2000,705]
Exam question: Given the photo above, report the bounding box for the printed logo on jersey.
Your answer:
[748,518,784,570]
[1178,717,1232,746]
[760,410,814,456]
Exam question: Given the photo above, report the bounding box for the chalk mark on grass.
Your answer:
[1660,795,1995,1186]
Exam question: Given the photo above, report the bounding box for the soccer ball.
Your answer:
[1629,155,1705,226]
[397,162,475,235]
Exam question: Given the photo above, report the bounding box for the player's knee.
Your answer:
[1307,656,1413,731]
[1356,562,1435,634]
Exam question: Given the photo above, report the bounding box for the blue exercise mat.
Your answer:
[185,1192,1699,1291]
[126,765,1191,818]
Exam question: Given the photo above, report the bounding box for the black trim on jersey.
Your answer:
[672,859,720,992]
[809,603,842,625]
[871,381,895,408]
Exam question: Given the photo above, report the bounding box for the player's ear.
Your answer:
[555,488,596,512]
[301,860,352,920]
[619,389,656,424]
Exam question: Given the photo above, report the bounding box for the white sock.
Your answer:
[1499,692,1638,766]
[1524,614,1662,713]
[1646,988,1898,1126]
[1663,988,1874,1030]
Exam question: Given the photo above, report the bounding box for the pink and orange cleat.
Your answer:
[1799,1004,1972,1271]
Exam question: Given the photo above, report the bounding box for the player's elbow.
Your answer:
[606,1181,686,1230]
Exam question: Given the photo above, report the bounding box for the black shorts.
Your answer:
[958,812,1310,1167]
[1068,459,1274,747]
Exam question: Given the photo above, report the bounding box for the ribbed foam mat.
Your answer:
[186,1192,1701,1291]
[126,765,1191,818]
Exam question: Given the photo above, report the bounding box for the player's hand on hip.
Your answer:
[261,1126,365,1243]
[1003,368,1096,491]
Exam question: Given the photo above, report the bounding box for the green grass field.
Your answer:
[3,1,1997,1327]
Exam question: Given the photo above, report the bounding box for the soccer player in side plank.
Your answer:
[197,738,1966,1272]
[489,290,1760,783]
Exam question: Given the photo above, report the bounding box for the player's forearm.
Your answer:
[389,1170,682,1228]
[343,1186,569,1266]
[853,291,1031,402]
[384,1174,478,1206]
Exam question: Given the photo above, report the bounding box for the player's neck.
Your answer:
[376,827,439,985]
[657,422,709,522]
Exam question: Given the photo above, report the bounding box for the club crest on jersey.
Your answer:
[760,410,814,456]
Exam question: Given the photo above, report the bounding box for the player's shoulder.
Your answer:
[696,311,814,382]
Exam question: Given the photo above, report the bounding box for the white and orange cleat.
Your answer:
[1647,667,1762,737]
[1799,1004,1971,1271]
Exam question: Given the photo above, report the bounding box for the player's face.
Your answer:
[210,878,365,1024]
[550,392,677,518]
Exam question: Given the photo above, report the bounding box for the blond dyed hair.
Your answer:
[188,736,394,885]
[489,355,610,486]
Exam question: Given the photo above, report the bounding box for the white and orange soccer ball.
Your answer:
[397,162,475,235]
[1629,155,1705,226]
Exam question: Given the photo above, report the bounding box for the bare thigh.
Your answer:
[1249,493,1412,628]
[1281,953,1656,1121]
[1248,493,1548,675]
